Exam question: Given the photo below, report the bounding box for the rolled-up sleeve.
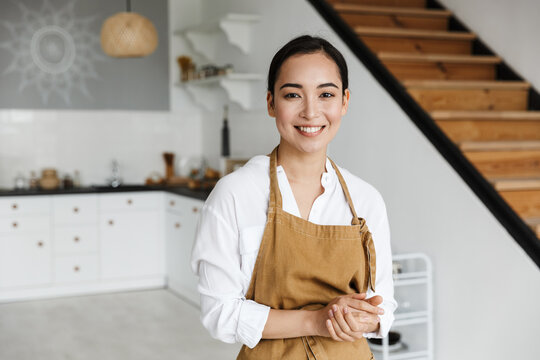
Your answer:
[191,197,270,349]
[362,193,397,339]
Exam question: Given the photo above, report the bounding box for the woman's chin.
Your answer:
[295,142,328,155]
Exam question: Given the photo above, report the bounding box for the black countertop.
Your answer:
[0,184,212,201]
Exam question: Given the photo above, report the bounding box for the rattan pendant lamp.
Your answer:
[100,0,158,58]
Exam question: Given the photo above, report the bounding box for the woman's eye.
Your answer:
[321,92,334,98]
[284,93,300,99]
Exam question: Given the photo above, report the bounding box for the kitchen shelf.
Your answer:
[371,253,433,360]
[174,13,260,62]
[175,73,264,111]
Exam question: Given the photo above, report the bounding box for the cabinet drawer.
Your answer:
[99,192,160,212]
[0,196,50,216]
[54,254,98,283]
[0,215,50,234]
[53,194,98,225]
[54,226,98,254]
[165,194,183,214]
[166,195,204,216]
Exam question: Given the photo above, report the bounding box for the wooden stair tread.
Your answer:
[354,26,476,40]
[524,217,540,227]
[333,4,452,17]
[489,177,540,191]
[378,52,501,64]
[431,111,540,120]
[459,140,540,151]
[524,218,540,237]
[403,80,530,89]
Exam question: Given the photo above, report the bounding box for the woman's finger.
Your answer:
[333,305,353,334]
[347,299,384,315]
[344,310,361,332]
[351,293,367,300]
[352,312,380,333]
[326,319,342,342]
[330,317,355,342]
[329,308,356,342]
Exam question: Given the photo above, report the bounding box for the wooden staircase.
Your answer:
[328,0,540,239]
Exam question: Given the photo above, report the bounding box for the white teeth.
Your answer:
[298,126,323,133]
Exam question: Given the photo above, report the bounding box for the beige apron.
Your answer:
[236,146,377,360]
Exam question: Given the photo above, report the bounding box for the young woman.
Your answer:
[191,35,396,359]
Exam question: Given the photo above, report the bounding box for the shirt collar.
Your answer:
[276,157,336,185]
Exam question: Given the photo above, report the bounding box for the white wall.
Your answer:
[183,1,540,359]
[439,0,540,92]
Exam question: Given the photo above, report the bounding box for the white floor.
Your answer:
[0,288,242,360]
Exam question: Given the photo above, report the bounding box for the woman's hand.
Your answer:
[312,293,384,342]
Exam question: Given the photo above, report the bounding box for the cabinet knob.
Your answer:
[11,203,18,210]
[175,222,181,229]
[73,207,79,213]
[12,221,18,228]
[108,219,114,226]
[74,236,80,242]
[192,207,199,213]
[37,241,43,247]
[127,199,133,205]
[74,266,80,272]
[169,200,175,206]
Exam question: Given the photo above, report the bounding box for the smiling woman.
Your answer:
[191,35,396,360]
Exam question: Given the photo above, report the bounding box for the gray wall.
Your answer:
[0,0,169,110]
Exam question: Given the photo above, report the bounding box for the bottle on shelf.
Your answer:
[29,171,39,190]
[73,170,81,188]
[221,105,230,157]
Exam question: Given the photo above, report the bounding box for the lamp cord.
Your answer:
[126,0,131,12]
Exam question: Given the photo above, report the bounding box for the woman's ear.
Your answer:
[266,91,276,117]
[341,88,350,116]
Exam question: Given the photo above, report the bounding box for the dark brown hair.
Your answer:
[267,35,349,98]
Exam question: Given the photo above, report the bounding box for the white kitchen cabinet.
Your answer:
[53,194,98,225]
[0,190,199,303]
[165,193,204,305]
[52,194,99,285]
[0,232,52,288]
[0,215,50,233]
[54,226,98,255]
[0,195,52,289]
[99,192,164,281]
[53,254,99,284]
[0,196,50,215]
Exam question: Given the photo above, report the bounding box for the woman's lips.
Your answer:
[295,125,325,137]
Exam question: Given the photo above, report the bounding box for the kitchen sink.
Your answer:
[90,184,151,191]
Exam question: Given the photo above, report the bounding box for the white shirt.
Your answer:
[190,154,397,349]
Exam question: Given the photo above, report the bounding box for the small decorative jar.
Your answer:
[39,168,60,190]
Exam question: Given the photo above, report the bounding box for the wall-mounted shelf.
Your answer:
[174,13,260,62]
[175,73,264,111]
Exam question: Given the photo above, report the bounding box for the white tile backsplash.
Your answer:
[0,109,203,189]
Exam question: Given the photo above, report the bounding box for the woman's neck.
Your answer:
[276,140,327,184]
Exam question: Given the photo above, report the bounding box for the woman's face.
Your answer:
[267,51,350,155]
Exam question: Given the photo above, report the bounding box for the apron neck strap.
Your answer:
[269,146,283,210]
[269,146,360,225]
[328,157,361,226]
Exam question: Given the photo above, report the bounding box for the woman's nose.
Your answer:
[300,97,319,119]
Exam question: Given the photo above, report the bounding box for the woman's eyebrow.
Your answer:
[278,82,339,90]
